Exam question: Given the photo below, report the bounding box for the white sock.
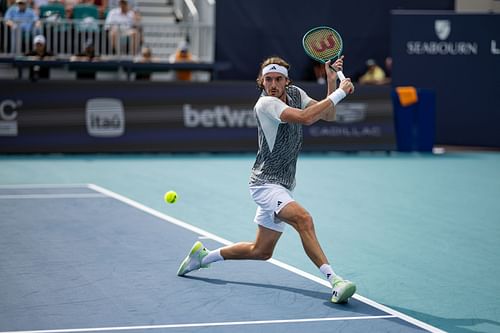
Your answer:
[202,248,224,266]
[319,264,337,283]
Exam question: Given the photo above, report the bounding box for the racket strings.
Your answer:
[304,30,342,60]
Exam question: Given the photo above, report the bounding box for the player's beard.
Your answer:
[267,87,286,101]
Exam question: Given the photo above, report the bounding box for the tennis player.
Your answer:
[177,56,356,303]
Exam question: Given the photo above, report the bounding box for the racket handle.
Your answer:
[337,71,346,81]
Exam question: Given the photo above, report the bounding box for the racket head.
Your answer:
[302,26,343,64]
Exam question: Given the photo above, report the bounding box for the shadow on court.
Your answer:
[388,305,500,333]
[183,275,380,316]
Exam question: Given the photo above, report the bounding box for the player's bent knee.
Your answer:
[252,247,273,260]
[293,213,314,232]
[258,251,273,261]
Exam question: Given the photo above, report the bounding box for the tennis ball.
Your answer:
[164,190,178,204]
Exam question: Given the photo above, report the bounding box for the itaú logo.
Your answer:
[406,19,478,56]
[86,98,125,137]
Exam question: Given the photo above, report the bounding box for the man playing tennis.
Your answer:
[177,56,356,303]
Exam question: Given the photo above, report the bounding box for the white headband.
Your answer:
[262,64,288,78]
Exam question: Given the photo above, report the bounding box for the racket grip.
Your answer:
[337,71,346,81]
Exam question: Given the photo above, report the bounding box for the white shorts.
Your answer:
[249,184,295,233]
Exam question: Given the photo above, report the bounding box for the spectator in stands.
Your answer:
[25,34,53,58]
[70,39,100,79]
[24,34,54,80]
[4,0,41,53]
[107,0,136,12]
[133,46,158,80]
[64,0,78,18]
[105,0,140,54]
[169,39,197,81]
[358,58,386,85]
[71,38,99,61]
[93,0,108,18]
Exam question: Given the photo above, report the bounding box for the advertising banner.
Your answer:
[0,81,395,153]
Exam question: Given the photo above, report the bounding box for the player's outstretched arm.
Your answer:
[281,80,353,125]
[280,99,332,125]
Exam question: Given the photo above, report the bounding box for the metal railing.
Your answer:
[0,18,214,61]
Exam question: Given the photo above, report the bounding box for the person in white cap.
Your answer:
[177,56,358,304]
[25,34,53,58]
[25,34,54,80]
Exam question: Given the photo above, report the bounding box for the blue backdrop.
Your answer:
[391,12,500,147]
[214,0,453,81]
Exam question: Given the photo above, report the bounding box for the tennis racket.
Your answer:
[302,26,346,81]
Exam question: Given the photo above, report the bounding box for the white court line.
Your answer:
[87,183,446,333]
[0,193,106,199]
[0,315,396,333]
[0,184,89,189]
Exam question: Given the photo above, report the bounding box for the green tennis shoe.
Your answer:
[177,241,210,276]
[331,276,356,303]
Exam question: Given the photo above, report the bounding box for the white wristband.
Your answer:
[328,88,347,106]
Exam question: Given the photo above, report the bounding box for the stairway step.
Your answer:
[141,16,176,24]
[137,0,172,5]
[139,5,174,14]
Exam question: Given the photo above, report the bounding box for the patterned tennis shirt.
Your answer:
[249,85,313,190]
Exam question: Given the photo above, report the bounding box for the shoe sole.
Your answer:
[331,282,356,304]
[176,241,203,276]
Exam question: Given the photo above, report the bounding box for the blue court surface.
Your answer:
[0,184,444,333]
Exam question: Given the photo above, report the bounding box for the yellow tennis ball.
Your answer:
[164,190,178,204]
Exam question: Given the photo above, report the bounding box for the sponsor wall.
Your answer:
[0,81,395,153]
[391,12,500,147]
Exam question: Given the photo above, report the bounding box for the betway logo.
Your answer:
[183,104,256,128]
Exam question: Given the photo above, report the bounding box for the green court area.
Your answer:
[1,152,499,333]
